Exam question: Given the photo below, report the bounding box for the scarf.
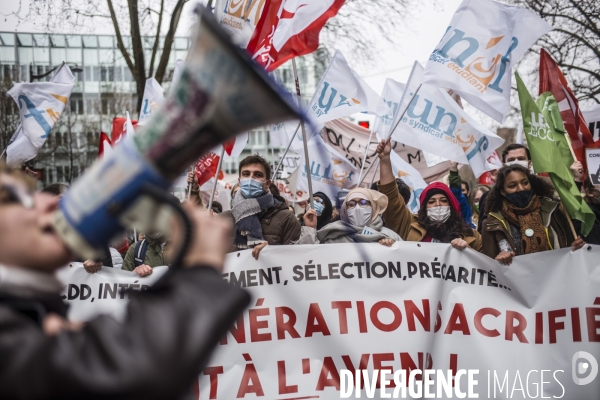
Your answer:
[316,216,401,244]
[231,190,274,249]
[501,194,551,255]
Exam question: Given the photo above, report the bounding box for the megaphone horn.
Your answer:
[53,4,305,259]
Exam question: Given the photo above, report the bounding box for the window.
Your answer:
[33,34,49,47]
[98,36,113,48]
[99,48,113,64]
[174,37,187,50]
[55,132,62,147]
[66,48,82,64]
[101,66,108,82]
[51,48,66,64]
[56,166,64,183]
[0,48,16,64]
[50,35,65,47]
[93,66,101,81]
[0,33,15,46]
[114,66,122,81]
[35,49,50,64]
[83,48,98,65]
[108,66,114,81]
[82,36,98,48]
[17,34,33,47]
[124,67,133,82]
[18,48,34,65]
[65,35,81,48]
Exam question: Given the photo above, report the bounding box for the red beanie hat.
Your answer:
[419,182,461,216]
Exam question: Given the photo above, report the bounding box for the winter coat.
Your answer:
[0,264,249,399]
[376,180,483,251]
[220,195,301,249]
[481,197,576,259]
[295,215,402,244]
[122,238,168,271]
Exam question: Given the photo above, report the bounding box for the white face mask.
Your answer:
[346,206,372,227]
[427,206,451,223]
[504,160,529,169]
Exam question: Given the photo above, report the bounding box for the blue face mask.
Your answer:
[239,178,265,198]
[311,201,325,216]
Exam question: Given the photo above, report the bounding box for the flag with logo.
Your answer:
[392,83,504,178]
[389,151,427,213]
[98,132,112,160]
[516,72,595,235]
[584,105,600,144]
[539,48,598,173]
[138,78,164,125]
[297,135,358,200]
[388,61,424,140]
[270,120,299,148]
[422,0,552,122]
[195,152,222,187]
[6,63,75,167]
[371,78,406,138]
[216,0,268,48]
[247,0,346,71]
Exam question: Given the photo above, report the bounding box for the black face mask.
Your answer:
[504,189,533,208]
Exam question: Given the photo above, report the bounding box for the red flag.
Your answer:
[98,132,112,159]
[247,0,346,72]
[194,152,221,187]
[111,117,138,144]
[539,49,597,169]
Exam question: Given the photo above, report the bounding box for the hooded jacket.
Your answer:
[377,180,483,251]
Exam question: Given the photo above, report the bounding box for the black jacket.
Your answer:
[0,266,249,400]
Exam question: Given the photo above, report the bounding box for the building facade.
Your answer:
[0,31,329,187]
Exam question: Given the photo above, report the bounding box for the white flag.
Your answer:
[6,64,75,166]
[270,120,299,149]
[390,151,427,213]
[372,78,406,138]
[200,178,231,212]
[138,78,164,125]
[388,61,424,140]
[170,59,185,93]
[393,84,504,178]
[124,111,136,137]
[297,135,358,200]
[307,50,390,126]
[583,105,600,143]
[422,0,552,122]
[215,0,267,48]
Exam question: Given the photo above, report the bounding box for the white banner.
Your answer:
[215,0,267,48]
[393,84,504,178]
[138,78,165,125]
[57,245,600,399]
[308,50,390,126]
[372,78,406,139]
[583,105,600,144]
[422,0,552,122]
[56,264,168,322]
[195,243,600,399]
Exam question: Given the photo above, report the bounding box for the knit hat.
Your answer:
[419,182,461,216]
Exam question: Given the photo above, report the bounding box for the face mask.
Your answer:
[346,206,372,227]
[504,160,529,169]
[427,206,451,223]
[311,201,325,216]
[239,178,265,199]
[474,203,480,213]
[504,189,533,208]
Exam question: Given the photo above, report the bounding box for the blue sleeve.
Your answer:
[450,186,474,228]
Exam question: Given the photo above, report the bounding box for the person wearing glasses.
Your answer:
[0,164,249,399]
[297,187,401,246]
[374,138,483,251]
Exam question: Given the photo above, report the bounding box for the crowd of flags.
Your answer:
[3,0,600,234]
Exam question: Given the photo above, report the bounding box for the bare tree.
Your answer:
[0,68,21,155]
[513,0,600,106]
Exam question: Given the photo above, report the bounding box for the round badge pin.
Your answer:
[525,228,534,237]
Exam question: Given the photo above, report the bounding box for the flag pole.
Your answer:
[187,165,194,200]
[272,122,301,179]
[291,58,314,208]
[358,84,423,187]
[356,129,375,184]
[207,146,225,212]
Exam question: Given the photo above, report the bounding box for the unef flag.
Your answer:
[392,83,504,178]
[371,78,406,138]
[516,72,595,236]
[247,0,346,71]
[6,63,75,166]
[422,0,552,122]
[539,49,598,173]
[138,78,164,125]
[215,0,268,47]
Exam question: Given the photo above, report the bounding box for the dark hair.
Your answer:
[416,203,474,243]
[42,183,69,196]
[239,154,272,180]
[502,144,531,163]
[371,178,411,204]
[211,201,223,214]
[461,180,470,193]
[269,183,280,197]
[485,165,555,213]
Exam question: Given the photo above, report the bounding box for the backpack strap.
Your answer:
[134,239,149,267]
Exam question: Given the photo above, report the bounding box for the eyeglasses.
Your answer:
[0,183,34,209]
[346,199,371,209]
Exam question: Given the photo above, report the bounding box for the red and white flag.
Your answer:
[111,114,138,145]
[221,132,249,159]
[539,48,598,169]
[98,132,112,160]
[195,152,223,187]
[247,0,346,71]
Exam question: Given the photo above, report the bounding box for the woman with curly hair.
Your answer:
[482,164,585,265]
[374,138,482,251]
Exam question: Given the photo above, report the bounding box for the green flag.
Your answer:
[516,72,595,236]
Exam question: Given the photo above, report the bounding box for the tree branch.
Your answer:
[106,0,136,82]
[149,0,165,77]
[155,0,187,84]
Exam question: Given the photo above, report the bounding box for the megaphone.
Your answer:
[53,5,305,259]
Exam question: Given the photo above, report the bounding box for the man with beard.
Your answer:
[374,138,483,251]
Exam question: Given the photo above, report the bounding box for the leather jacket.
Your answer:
[0,266,249,400]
